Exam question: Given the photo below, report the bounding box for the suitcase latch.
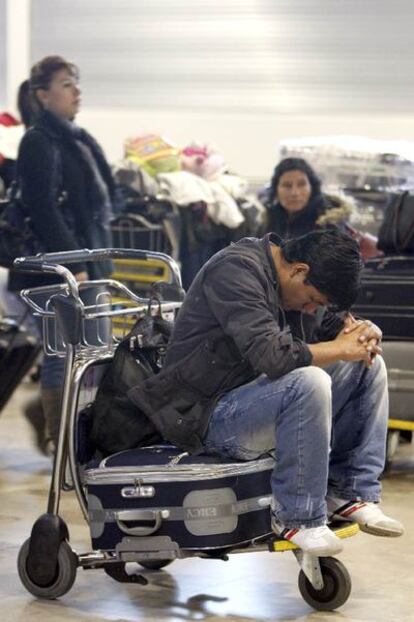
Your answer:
[121,479,155,499]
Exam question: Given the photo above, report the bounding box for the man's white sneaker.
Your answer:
[326,497,404,537]
[272,519,344,557]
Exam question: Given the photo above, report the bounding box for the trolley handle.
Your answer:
[13,247,182,290]
[14,247,170,267]
[13,261,81,299]
[115,509,169,536]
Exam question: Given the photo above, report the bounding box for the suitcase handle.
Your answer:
[115,509,169,536]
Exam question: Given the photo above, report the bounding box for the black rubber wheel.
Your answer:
[17,538,77,599]
[298,556,352,611]
[138,559,173,571]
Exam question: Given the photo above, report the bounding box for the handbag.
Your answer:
[0,182,43,268]
[89,305,173,456]
[377,191,414,254]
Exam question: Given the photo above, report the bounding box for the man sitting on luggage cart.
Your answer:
[129,228,404,557]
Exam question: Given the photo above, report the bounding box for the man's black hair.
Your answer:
[269,157,322,204]
[280,229,363,311]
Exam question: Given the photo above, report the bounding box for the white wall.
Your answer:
[78,107,414,181]
[5,0,30,113]
[5,0,414,182]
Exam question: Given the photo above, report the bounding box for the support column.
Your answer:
[6,0,31,115]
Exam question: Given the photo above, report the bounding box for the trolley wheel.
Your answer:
[138,559,173,570]
[298,557,352,611]
[17,538,77,599]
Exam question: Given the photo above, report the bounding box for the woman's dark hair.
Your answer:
[17,79,38,128]
[281,229,363,311]
[29,55,79,99]
[269,157,322,204]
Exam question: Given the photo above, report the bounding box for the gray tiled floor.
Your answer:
[1,380,413,622]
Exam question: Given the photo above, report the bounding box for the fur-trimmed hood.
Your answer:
[266,191,356,239]
[316,193,357,226]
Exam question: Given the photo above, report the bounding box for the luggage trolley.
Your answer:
[15,248,358,612]
[110,212,180,297]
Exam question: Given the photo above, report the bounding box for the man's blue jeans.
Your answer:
[203,357,388,529]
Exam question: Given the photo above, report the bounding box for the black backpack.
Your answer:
[89,311,172,456]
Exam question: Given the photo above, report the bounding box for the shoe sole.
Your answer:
[359,524,404,537]
[331,514,404,538]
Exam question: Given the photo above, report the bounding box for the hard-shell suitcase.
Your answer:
[85,446,274,551]
[352,256,414,339]
[382,341,414,423]
[0,318,40,412]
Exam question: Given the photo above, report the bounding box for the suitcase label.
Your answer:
[183,488,238,535]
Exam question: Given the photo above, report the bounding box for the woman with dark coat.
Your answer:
[266,157,354,239]
[9,55,115,454]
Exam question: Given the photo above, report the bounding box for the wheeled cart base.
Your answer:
[17,516,358,611]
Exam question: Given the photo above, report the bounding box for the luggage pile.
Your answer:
[279,135,414,193]
[112,134,266,288]
[279,135,414,236]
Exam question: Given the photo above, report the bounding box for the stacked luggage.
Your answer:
[279,135,414,236]
[112,135,267,289]
[353,255,414,461]
[352,190,414,463]
[353,256,414,340]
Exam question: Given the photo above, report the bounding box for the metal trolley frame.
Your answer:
[14,248,358,611]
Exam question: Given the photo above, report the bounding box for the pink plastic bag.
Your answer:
[181,142,226,180]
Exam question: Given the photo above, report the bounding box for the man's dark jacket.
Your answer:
[128,234,344,453]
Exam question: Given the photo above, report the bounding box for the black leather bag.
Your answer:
[0,182,43,268]
[0,182,70,268]
[89,309,173,456]
[377,191,414,254]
